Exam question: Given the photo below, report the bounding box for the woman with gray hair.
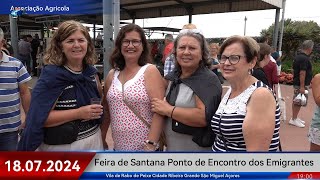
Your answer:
[151,30,222,151]
[211,35,280,152]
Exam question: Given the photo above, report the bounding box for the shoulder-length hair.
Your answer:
[209,42,220,51]
[258,43,271,61]
[219,35,259,63]
[172,30,211,73]
[43,20,97,66]
[110,23,151,70]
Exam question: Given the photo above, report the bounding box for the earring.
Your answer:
[248,68,253,75]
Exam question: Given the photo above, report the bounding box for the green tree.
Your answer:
[261,19,320,61]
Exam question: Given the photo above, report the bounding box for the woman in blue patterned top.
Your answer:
[18,20,104,151]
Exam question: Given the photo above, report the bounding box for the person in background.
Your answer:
[18,35,32,73]
[259,36,276,63]
[261,43,279,90]
[151,29,222,151]
[289,40,314,128]
[163,53,175,77]
[211,35,280,152]
[0,27,31,151]
[251,44,269,87]
[182,23,197,29]
[102,24,165,151]
[308,74,320,151]
[151,40,164,76]
[1,37,14,56]
[18,20,104,151]
[31,34,40,76]
[209,42,224,84]
[271,47,281,74]
[162,34,174,64]
[151,40,159,62]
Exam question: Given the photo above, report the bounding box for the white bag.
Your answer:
[277,83,286,122]
[293,93,307,106]
[277,65,281,76]
[300,94,307,106]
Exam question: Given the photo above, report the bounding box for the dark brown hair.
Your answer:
[110,24,151,70]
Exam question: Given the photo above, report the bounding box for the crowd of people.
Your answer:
[0,20,319,152]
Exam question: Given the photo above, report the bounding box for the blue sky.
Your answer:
[124,0,320,39]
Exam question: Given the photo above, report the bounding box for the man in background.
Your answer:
[162,34,174,65]
[31,34,40,76]
[0,28,31,151]
[289,40,314,128]
[18,35,32,73]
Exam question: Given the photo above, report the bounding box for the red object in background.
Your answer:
[279,72,294,84]
[0,152,95,179]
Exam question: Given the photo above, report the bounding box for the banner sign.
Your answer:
[0,152,320,179]
[81,172,320,179]
[86,152,320,172]
[0,0,104,15]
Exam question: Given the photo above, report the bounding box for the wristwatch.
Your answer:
[145,140,158,146]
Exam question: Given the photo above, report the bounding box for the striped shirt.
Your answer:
[211,81,280,152]
[0,52,31,133]
[164,54,175,76]
[51,66,99,141]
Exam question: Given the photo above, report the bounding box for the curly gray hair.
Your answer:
[172,30,211,72]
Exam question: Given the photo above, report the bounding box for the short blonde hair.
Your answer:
[182,23,197,29]
[209,42,220,51]
[43,20,97,66]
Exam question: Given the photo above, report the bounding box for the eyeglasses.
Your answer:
[122,39,142,47]
[219,55,245,65]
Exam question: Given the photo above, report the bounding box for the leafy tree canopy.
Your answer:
[260,19,320,61]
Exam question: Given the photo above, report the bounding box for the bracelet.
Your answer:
[143,141,157,151]
[170,106,176,119]
[143,142,154,151]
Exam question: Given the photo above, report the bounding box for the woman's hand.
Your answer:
[78,104,103,121]
[143,143,157,151]
[102,140,109,150]
[151,98,173,117]
[299,86,306,94]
